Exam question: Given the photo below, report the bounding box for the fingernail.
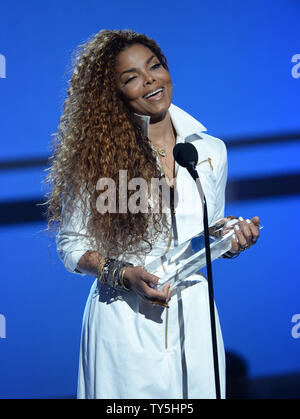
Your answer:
[246,219,251,224]
[232,233,239,243]
[234,225,240,231]
[239,217,244,221]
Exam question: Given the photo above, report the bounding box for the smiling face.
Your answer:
[115,43,172,121]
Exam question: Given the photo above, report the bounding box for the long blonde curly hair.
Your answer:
[42,29,171,258]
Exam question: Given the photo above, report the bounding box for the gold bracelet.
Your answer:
[112,267,118,288]
[97,257,106,279]
[120,266,130,291]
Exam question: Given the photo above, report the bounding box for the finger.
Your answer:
[159,283,171,301]
[216,217,226,224]
[162,283,171,300]
[251,216,260,226]
[143,282,170,301]
[230,233,240,252]
[213,228,223,238]
[215,218,226,229]
[141,269,160,286]
[238,217,252,247]
[234,223,248,249]
[226,215,237,221]
[135,284,160,303]
[246,219,260,243]
[138,292,168,307]
[210,218,226,238]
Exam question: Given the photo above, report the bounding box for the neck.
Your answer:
[148,111,176,147]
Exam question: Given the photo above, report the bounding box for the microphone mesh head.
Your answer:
[173,143,198,167]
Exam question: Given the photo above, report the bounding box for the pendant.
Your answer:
[157,147,166,157]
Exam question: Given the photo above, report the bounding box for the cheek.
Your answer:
[123,83,143,101]
[167,82,172,96]
[162,72,172,93]
[165,80,172,100]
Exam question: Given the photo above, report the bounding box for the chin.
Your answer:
[149,97,172,113]
[150,102,171,117]
[129,97,171,118]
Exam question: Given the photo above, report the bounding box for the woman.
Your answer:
[44,29,260,399]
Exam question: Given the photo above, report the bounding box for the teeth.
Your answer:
[145,88,163,98]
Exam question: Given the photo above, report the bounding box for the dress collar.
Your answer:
[133,103,207,139]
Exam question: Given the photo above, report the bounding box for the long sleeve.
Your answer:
[211,140,228,224]
[56,195,96,276]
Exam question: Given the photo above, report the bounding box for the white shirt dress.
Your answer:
[56,103,228,399]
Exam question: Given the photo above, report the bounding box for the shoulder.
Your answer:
[198,132,227,162]
[169,103,227,160]
[197,131,226,149]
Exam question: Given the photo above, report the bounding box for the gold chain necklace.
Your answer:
[152,126,176,158]
[156,147,167,157]
[154,146,174,173]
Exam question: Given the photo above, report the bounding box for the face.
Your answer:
[115,44,172,121]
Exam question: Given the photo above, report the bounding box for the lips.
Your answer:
[143,87,164,99]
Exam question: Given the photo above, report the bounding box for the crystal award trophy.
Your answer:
[144,223,235,291]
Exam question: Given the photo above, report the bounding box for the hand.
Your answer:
[123,266,172,306]
[230,216,260,253]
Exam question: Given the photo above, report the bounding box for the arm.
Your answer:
[56,194,99,276]
[56,194,171,303]
[211,139,228,225]
[210,141,260,255]
[75,250,105,276]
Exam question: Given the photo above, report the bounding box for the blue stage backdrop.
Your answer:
[0,0,299,398]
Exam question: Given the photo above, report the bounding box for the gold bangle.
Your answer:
[120,266,130,291]
[112,267,118,288]
[97,257,106,279]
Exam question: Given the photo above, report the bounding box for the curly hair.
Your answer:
[42,29,172,259]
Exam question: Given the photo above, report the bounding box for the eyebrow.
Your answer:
[119,54,156,78]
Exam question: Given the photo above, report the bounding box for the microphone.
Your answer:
[173,143,201,188]
[173,142,221,399]
[173,142,198,169]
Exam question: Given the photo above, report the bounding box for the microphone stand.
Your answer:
[186,163,221,400]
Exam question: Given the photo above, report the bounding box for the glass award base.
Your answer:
[145,226,234,291]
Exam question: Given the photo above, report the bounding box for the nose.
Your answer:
[143,70,155,86]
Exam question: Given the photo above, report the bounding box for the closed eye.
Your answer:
[151,63,161,69]
[124,63,161,85]
[124,76,136,85]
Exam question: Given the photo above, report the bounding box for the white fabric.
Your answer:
[56,103,228,399]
